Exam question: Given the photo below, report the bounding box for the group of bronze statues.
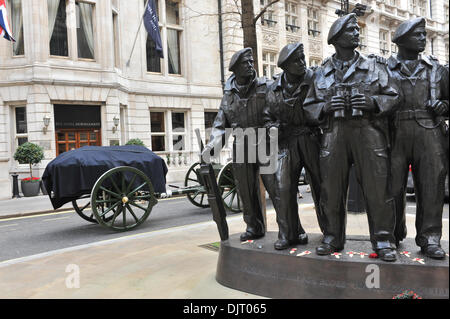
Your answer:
[203,14,449,262]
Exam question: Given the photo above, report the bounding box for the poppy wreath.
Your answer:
[392,290,423,299]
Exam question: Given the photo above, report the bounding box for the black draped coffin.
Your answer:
[42,145,168,209]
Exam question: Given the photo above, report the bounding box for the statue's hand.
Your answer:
[427,100,448,116]
[324,96,345,114]
[351,93,377,112]
[368,54,387,65]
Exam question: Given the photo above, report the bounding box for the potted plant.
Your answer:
[13,142,44,197]
[125,138,145,146]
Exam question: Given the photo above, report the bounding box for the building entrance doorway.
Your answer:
[54,104,102,155]
[56,129,101,155]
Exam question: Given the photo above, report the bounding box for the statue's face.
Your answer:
[234,55,255,79]
[284,49,306,76]
[333,20,360,49]
[398,26,426,53]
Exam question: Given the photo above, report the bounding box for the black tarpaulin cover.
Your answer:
[42,145,168,209]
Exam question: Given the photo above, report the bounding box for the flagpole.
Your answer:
[126,0,150,67]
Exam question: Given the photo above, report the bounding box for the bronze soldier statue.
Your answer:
[303,13,399,261]
[202,48,271,242]
[388,17,449,259]
[264,42,323,250]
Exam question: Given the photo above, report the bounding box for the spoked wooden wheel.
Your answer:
[72,195,95,223]
[184,162,209,208]
[73,195,114,224]
[217,162,242,213]
[90,166,157,231]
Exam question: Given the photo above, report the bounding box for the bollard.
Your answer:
[11,174,21,199]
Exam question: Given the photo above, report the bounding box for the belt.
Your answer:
[290,126,313,136]
[395,110,434,121]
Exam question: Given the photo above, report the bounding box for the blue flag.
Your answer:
[144,0,163,58]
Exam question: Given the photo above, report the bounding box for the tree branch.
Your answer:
[253,0,280,26]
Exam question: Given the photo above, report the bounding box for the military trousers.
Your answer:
[266,133,323,242]
[319,119,396,250]
[232,162,266,236]
[391,119,447,248]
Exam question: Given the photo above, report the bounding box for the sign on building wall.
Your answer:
[54,105,101,128]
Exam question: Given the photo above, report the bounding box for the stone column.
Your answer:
[25,84,54,179]
[105,89,121,145]
[0,95,11,199]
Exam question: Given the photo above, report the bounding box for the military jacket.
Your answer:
[303,52,399,129]
[387,54,449,128]
[206,73,270,152]
[264,69,317,143]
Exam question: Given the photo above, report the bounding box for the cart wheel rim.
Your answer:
[72,197,96,223]
[184,162,210,208]
[73,195,117,224]
[218,162,242,213]
[90,166,157,231]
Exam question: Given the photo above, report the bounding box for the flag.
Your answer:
[0,0,15,42]
[143,0,163,58]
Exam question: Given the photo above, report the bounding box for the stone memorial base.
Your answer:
[216,232,449,299]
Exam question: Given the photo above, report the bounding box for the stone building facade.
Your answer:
[0,0,448,199]
[222,0,449,80]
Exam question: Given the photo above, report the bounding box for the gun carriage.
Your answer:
[42,144,242,232]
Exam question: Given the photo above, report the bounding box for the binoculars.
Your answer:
[333,85,363,118]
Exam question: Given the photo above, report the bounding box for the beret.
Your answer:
[392,17,426,44]
[327,13,357,45]
[277,42,304,68]
[229,47,253,71]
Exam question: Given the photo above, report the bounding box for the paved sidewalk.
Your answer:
[0,195,73,219]
[0,204,448,299]
[0,181,187,220]
[1,183,448,299]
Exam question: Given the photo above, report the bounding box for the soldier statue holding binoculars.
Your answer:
[303,13,400,262]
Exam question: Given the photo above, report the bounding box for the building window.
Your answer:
[14,107,28,147]
[307,7,320,37]
[387,0,397,6]
[359,24,367,51]
[48,0,96,60]
[171,112,186,151]
[149,110,188,152]
[146,0,161,73]
[75,1,95,60]
[444,5,449,23]
[48,0,68,57]
[379,30,389,56]
[390,31,397,54]
[428,37,434,55]
[445,43,449,64]
[112,9,120,68]
[260,0,277,27]
[146,32,162,73]
[204,111,218,144]
[145,0,182,75]
[309,58,322,67]
[11,0,24,56]
[285,1,300,33]
[150,111,166,152]
[262,51,277,79]
[418,0,427,16]
[409,0,427,16]
[409,0,417,13]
